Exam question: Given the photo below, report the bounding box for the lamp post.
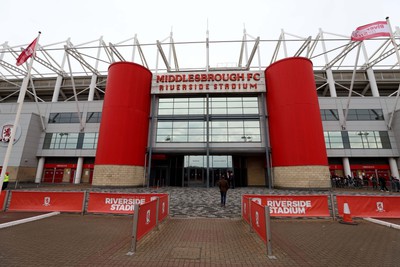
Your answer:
[357,131,369,148]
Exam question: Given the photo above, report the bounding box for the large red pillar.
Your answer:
[265,57,330,188]
[93,62,152,186]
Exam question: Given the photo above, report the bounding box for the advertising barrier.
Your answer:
[86,192,168,215]
[337,195,400,218]
[136,198,158,241]
[243,194,330,217]
[242,196,251,223]
[157,194,169,222]
[250,200,267,243]
[87,192,149,214]
[8,191,85,213]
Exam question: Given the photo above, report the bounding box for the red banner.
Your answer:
[157,195,169,222]
[243,194,330,217]
[88,192,147,214]
[137,199,158,241]
[8,191,84,212]
[242,196,251,223]
[250,200,267,243]
[337,195,400,218]
[87,192,168,214]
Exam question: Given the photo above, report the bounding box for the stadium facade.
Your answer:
[1,29,400,189]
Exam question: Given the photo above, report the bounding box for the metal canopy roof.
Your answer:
[1,28,400,102]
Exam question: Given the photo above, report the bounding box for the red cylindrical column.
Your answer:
[93,62,152,186]
[265,57,329,188]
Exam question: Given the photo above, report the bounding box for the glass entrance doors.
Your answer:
[183,155,232,187]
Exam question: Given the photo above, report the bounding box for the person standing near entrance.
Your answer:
[217,175,229,207]
[2,172,9,190]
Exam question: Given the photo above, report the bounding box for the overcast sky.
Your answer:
[2,0,400,71]
[2,0,399,44]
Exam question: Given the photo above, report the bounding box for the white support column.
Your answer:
[342,157,351,178]
[319,29,337,97]
[366,68,379,97]
[35,157,45,183]
[326,68,337,97]
[88,74,97,101]
[389,158,400,179]
[74,157,83,184]
[52,75,63,102]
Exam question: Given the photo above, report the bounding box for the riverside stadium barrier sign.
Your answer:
[87,192,169,214]
[152,71,266,94]
[242,195,330,217]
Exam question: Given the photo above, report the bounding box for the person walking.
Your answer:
[371,175,378,190]
[2,172,9,190]
[378,176,389,192]
[217,175,229,207]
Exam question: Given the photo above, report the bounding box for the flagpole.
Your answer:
[386,17,400,129]
[0,32,41,194]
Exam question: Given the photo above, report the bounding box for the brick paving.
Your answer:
[1,185,400,266]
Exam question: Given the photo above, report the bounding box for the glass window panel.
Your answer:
[229,128,244,135]
[159,102,173,108]
[211,108,227,114]
[226,97,240,102]
[211,121,228,127]
[43,133,52,149]
[189,128,204,135]
[173,109,189,115]
[173,128,188,135]
[190,101,205,108]
[227,107,243,114]
[157,129,172,135]
[173,121,188,128]
[188,135,204,142]
[158,121,173,128]
[228,121,243,127]
[228,135,244,142]
[243,108,259,114]
[173,135,188,142]
[156,135,171,142]
[158,109,173,115]
[244,121,260,127]
[211,101,226,108]
[330,143,344,148]
[189,108,204,115]
[174,102,189,108]
[244,127,260,134]
[210,97,226,102]
[249,135,261,142]
[174,98,189,103]
[212,128,228,134]
[227,101,242,108]
[189,121,204,128]
[159,98,173,103]
[86,112,102,123]
[211,135,228,142]
[243,101,258,108]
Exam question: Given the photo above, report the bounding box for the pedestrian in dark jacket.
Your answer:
[379,176,389,192]
[217,175,229,207]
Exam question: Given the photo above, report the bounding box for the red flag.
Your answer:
[351,21,391,41]
[16,37,38,66]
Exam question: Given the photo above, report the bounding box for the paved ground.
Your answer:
[1,185,400,266]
